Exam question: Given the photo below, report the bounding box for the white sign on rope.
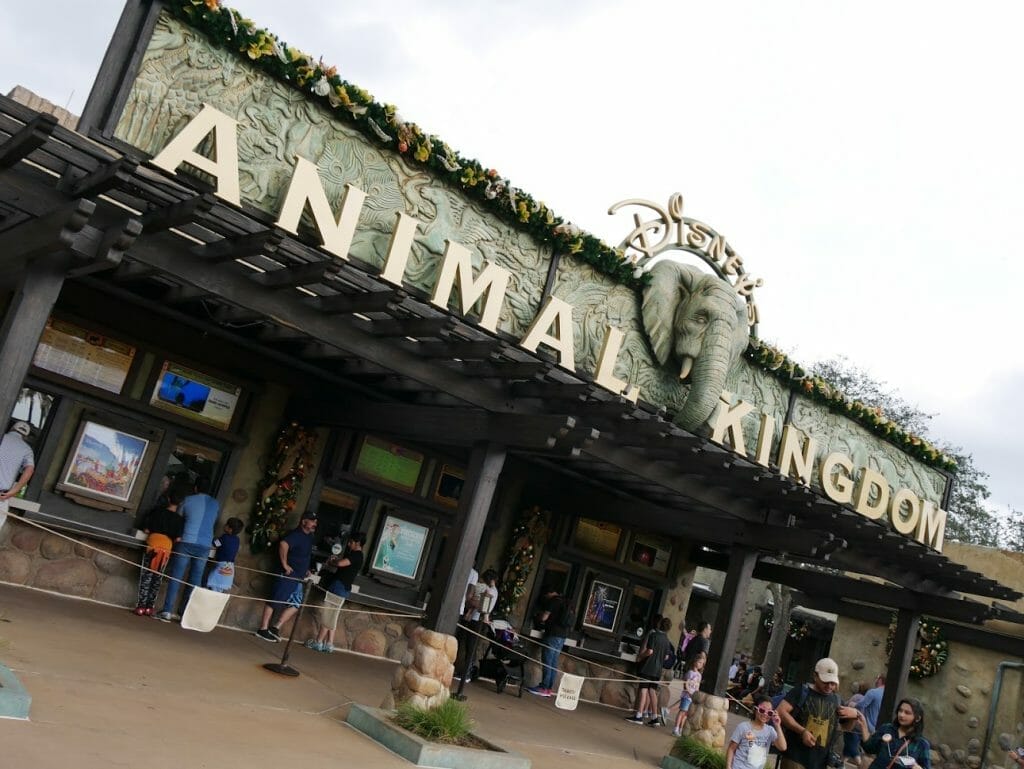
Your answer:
[555,673,585,710]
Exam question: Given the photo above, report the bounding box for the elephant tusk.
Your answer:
[679,356,693,381]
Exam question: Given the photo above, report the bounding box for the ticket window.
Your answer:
[156,438,224,501]
[314,487,361,549]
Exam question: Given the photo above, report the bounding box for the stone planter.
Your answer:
[346,703,530,769]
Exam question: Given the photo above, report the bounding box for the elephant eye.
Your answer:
[696,313,709,324]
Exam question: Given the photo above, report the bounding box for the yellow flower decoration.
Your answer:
[414,142,431,162]
[246,33,275,60]
[517,201,530,222]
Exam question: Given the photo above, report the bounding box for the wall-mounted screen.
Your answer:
[149,361,240,430]
[353,435,424,494]
[628,533,673,575]
[433,465,464,507]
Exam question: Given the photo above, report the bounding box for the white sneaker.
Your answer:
[672,728,682,737]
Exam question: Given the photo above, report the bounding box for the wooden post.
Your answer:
[424,441,506,636]
[880,608,919,721]
[704,548,759,695]
[0,256,69,424]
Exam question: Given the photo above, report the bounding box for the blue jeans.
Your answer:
[160,541,210,614]
[540,636,565,690]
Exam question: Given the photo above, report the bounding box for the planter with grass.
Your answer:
[662,734,728,769]
[346,699,530,769]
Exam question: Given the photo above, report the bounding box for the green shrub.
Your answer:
[670,735,727,769]
[393,698,475,744]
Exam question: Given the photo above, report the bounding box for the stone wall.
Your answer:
[384,626,457,710]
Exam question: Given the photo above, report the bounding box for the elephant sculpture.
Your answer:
[641,260,751,431]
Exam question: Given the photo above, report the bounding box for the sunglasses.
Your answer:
[756,708,775,716]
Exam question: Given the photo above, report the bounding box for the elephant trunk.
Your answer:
[675,315,738,431]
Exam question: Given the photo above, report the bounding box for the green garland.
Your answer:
[763,616,810,641]
[249,421,317,553]
[171,2,951,474]
[885,615,949,680]
[170,0,643,289]
[745,338,956,472]
[496,506,550,618]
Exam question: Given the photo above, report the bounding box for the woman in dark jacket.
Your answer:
[857,697,931,769]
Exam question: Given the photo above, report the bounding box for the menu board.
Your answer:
[354,436,424,493]
[573,518,622,559]
[32,318,135,394]
[149,361,241,430]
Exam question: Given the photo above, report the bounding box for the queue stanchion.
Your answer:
[264,578,314,678]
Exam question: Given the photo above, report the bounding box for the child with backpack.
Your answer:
[672,650,707,736]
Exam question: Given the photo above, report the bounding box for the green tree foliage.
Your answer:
[809,357,1019,549]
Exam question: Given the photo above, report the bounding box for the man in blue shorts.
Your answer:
[256,511,317,642]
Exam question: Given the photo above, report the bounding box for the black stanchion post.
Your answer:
[263,579,313,678]
[453,619,481,701]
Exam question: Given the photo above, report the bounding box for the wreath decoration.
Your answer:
[249,421,317,554]
[495,506,550,619]
[885,615,949,680]
[763,616,810,641]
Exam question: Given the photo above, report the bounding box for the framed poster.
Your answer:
[582,579,624,633]
[149,360,241,430]
[56,420,151,508]
[370,515,430,581]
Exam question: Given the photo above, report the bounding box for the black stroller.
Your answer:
[475,624,526,697]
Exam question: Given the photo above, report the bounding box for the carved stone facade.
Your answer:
[116,13,549,339]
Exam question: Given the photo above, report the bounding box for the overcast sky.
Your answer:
[3,1,1021,517]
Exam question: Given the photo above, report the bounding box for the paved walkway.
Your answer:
[0,583,702,769]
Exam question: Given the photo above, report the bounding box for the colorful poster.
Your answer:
[371,515,429,580]
[60,421,150,503]
[582,580,623,632]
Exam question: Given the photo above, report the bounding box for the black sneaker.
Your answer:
[267,626,282,641]
[646,718,660,727]
[256,628,278,642]
[625,715,645,724]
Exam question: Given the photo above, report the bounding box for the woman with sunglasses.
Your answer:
[856,698,931,769]
[727,694,788,769]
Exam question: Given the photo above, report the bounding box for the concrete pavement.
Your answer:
[0,583,693,769]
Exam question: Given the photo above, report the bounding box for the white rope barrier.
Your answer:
[8,513,423,619]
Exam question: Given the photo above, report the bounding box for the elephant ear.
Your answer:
[642,260,699,366]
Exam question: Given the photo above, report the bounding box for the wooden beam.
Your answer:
[140,193,215,233]
[509,380,591,400]
[190,229,283,264]
[309,289,399,315]
[455,359,549,379]
[162,284,211,305]
[66,219,142,277]
[415,339,504,360]
[65,156,139,197]
[250,259,340,289]
[0,113,58,169]
[0,198,95,263]
[369,316,453,338]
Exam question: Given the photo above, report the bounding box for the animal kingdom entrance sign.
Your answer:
[148,103,947,552]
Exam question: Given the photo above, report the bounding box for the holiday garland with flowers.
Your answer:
[249,421,317,553]
[763,615,810,641]
[496,506,550,619]
[885,615,949,680]
[169,1,953,475]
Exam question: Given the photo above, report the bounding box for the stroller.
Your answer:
[476,623,526,697]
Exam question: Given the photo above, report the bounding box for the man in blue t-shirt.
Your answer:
[256,511,317,642]
[157,476,219,622]
[856,678,885,732]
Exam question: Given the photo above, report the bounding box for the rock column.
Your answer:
[684,691,729,748]
[383,625,458,711]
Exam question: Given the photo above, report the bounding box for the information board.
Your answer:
[32,318,135,394]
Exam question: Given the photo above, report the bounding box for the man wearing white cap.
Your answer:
[777,657,858,769]
[0,421,35,517]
